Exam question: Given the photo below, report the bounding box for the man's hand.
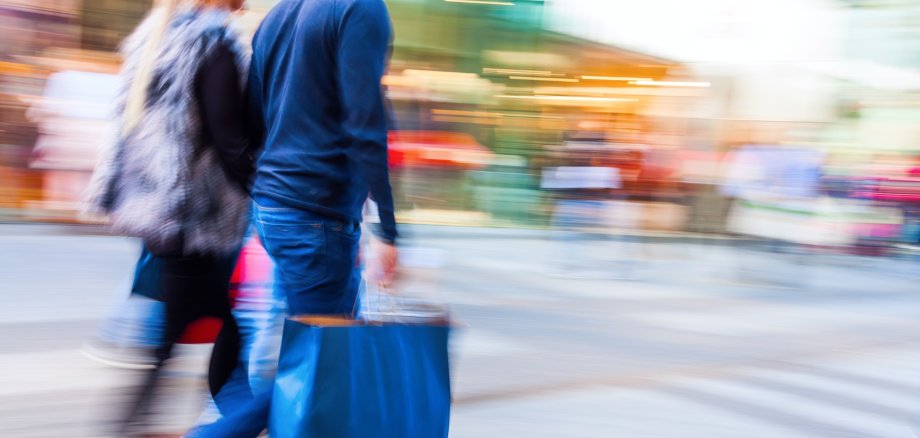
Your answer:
[376,241,398,287]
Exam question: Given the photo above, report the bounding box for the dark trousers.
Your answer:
[121,247,241,433]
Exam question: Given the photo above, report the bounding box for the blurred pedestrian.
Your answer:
[84,0,254,434]
[191,0,399,436]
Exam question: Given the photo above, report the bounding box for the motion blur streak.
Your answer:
[2,0,920,437]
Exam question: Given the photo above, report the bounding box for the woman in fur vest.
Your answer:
[85,0,254,433]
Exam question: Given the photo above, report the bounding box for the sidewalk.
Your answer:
[2,228,920,436]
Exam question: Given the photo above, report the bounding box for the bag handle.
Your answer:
[359,276,448,323]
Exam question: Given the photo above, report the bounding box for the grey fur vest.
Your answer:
[86,8,250,255]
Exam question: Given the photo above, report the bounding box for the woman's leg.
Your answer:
[209,309,242,397]
[121,254,200,433]
[204,252,246,414]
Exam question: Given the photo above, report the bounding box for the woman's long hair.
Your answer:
[121,0,181,135]
[121,0,235,135]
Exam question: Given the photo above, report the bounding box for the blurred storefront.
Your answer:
[380,0,703,228]
[5,0,918,251]
[0,0,132,219]
[3,0,701,231]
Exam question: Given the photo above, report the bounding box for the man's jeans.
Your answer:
[254,200,362,315]
[195,200,362,437]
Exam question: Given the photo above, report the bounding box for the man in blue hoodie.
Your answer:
[193,0,397,435]
[249,0,398,314]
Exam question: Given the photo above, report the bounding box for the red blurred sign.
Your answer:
[388,131,492,170]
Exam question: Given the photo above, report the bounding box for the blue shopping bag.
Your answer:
[269,315,451,438]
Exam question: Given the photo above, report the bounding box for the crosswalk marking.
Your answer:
[672,376,915,437]
[805,352,920,390]
[745,368,920,414]
[455,346,920,437]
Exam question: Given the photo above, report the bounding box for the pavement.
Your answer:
[1,224,920,437]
